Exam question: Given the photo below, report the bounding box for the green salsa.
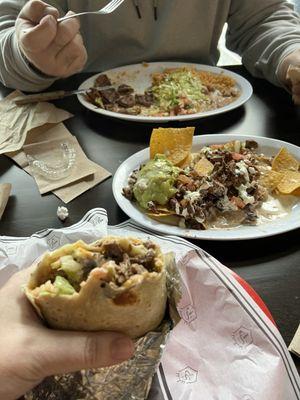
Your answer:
[133,155,179,209]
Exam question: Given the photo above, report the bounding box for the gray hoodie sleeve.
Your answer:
[0,0,65,92]
[226,0,300,86]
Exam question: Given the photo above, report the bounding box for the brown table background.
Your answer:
[0,66,299,374]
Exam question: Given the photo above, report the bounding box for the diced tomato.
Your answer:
[186,183,197,191]
[232,152,244,161]
[230,196,246,209]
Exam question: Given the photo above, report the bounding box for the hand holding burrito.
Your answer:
[25,236,168,338]
[0,268,134,400]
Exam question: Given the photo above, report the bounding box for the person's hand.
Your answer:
[0,268,134,400]
[288,64,300,105]
[15,0,88,78]
[278,49,300,105]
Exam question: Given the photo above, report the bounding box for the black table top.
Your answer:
[0,65,299,374]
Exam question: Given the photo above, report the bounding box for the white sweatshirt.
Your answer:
[0,0,300,92]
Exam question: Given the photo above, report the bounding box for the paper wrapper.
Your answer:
[53,160,111,203]
[0,91,72,154]
[0,209,299,400]
[6,122,111,202]
[23,136,98,194]
[1,92,110,201]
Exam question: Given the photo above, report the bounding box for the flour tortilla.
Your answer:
[25,236,167,338]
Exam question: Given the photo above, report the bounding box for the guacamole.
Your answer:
[133,155,179,209]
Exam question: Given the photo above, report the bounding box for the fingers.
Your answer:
[34,330,134,377]
[4,265,35,288]
[15,0,86,77]
[17,14,58,52]
[291,83,300,105]
[16,0,60,52]
[285,65,300,104]
[51,11,80,51]
[19,0,59,23]
[18,10,81,57]
[54,33,87,76]
[292,95,300,105]
[0,266,41,327]
[292,82,300,95]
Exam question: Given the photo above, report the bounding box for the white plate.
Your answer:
[77,62,253,123]
[113,134,300,240]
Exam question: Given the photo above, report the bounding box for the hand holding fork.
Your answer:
[15,0,124,81]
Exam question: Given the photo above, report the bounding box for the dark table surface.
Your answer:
[0,65,299,374]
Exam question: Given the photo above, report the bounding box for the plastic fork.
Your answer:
[57,0,125,22]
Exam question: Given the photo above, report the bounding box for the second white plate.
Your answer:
[113,134,300,240]
[77,62,253,123]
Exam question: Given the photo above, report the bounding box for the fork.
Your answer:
[57,0,125,22]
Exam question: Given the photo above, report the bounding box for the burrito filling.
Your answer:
[31,238,163,296]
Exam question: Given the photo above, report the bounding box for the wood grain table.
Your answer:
[0,66,299,377]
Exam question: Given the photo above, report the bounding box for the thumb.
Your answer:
[17,14,58,52]
[36,330,134,377]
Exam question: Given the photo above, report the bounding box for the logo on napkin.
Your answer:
[177,367,198,384]
[232,326,253,349]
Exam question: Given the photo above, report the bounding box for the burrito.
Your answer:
[25,236,167,338]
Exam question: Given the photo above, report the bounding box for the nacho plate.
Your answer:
[113,134,300,240]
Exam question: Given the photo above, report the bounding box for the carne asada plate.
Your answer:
[113,134,300,240]
[77,62,253,122]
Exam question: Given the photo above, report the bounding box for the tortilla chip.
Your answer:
[277,171,300,194]
[147,213,180,226]
[272,148,299,172]
[210,144,225,150]
[260,170,284,191]
[150,127,194,166]
[147,206,175,216]
[178,153,192,168]
[194,157,214,176]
